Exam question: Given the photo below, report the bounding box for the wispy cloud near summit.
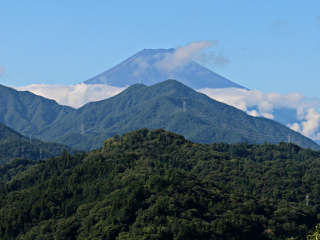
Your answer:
[155,41,229,71]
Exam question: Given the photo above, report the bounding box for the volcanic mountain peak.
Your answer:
[84,48,246,90]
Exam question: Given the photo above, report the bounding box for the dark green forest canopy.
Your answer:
[1,128,320,239]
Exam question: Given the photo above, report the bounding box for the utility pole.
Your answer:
[306,194,309,206]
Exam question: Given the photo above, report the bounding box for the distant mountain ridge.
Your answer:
[0,81,319,151]
[84,48,246,90]
[0,84,73,136]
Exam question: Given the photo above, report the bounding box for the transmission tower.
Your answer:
[183,101,186,113]
[306,195,309,206]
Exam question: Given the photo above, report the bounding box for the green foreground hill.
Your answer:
[1,128,320,239]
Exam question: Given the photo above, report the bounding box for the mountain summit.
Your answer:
[84,49,246,89]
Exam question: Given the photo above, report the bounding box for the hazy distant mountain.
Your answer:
[32,80,319,151]
[84,49,246,89]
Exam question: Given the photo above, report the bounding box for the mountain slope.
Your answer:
[0,122,24,141]
[34,80,319,151]
[0,122,74,165]
[0,84,74,136]
[84,48,246,89]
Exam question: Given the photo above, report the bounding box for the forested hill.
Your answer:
[0,84,74,136]
[1,128,320,239]
[1,81,319,151]
[0,122,74,165]
[0,122,24,141]
[37,80,319,151]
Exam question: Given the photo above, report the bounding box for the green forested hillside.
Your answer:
[35,80,320,151]
[1,82,319,151]
[0,84,74,136]
[0,122,74,165]
[1,128,320,239]
[0,122,24,141]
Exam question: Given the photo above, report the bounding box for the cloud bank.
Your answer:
[14,83,127,109]
[155,41,229,71]
[198,88,320,141]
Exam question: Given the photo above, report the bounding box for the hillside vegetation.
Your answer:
[1,128,320,239]
[0,122,74,165]
[1,81,319,151]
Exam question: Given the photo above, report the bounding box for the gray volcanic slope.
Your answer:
[84,48,246,90]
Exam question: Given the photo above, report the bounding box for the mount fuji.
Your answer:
[84,48,246,90]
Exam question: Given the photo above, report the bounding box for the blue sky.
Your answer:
[1,1,320,141]
[1,1,319,97]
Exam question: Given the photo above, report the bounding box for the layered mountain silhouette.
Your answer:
[84,48,246,89]
[0,81,318,151]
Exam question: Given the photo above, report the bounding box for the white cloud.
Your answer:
[261,113,274,119]
[301,108,320,140]
[198,87,320,140]
[14,83,127,108]
[247,110,260,117]
[155,40,228,71]
[0,66,4,76]
[132,57,150,77]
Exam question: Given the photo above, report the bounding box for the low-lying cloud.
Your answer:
[198,87,320,141]
[14,83,127,109]
[155,41,229,71]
